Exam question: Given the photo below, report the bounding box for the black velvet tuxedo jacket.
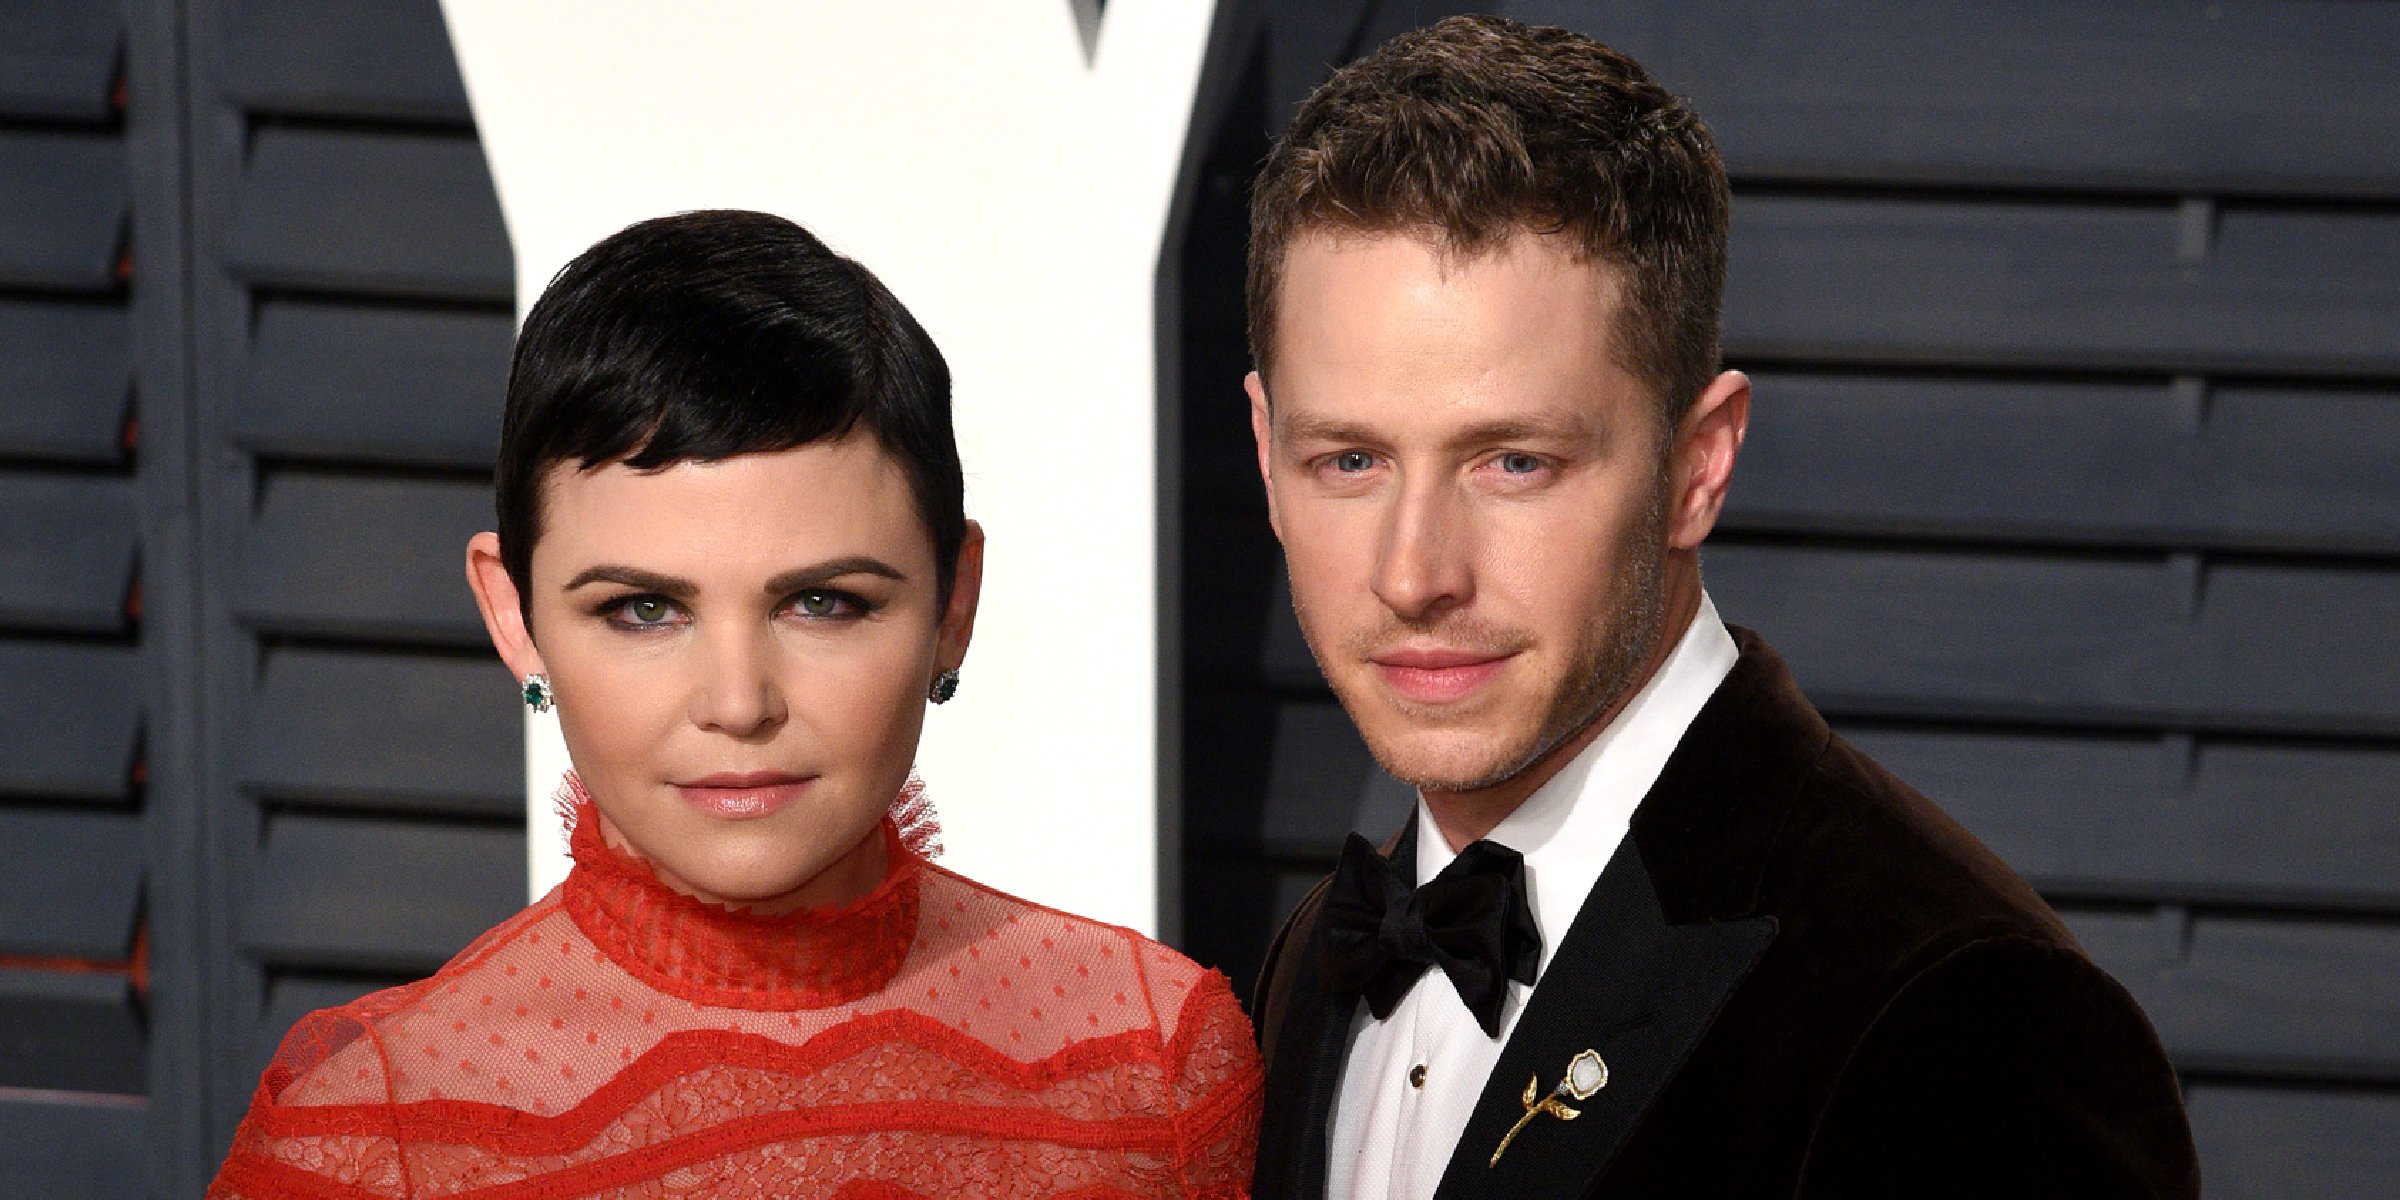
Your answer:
[1251,630,2200,1198]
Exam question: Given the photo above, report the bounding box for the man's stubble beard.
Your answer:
[1298,479,1671,796]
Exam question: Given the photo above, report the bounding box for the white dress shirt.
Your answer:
[1324,593,1739,1199]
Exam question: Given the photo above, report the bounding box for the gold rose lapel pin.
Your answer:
[1489,1049,1609,1167]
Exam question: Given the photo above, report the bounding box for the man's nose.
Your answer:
[1370,476,1474,623]
[687,624,788,737]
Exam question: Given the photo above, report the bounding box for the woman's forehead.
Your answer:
[535,439,929,573]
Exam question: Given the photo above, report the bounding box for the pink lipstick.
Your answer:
[673,771,813,819]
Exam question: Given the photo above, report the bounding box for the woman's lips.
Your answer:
[1371,649,1514,704]
[672,772,813,819]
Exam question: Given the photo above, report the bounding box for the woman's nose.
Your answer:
[687,625,788,737]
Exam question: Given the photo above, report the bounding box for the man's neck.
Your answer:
[1423,564,1702,851]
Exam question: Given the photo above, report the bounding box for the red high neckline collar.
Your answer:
[557,775,923,1010]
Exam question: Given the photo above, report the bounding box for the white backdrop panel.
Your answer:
[439,0,1215,934]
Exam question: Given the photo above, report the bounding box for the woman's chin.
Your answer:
[659,831,885,913]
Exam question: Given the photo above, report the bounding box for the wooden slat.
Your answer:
[1178,855,1330,1004]
[0,968,143,1094]
[0,642,138,801]
[0,476,134,634]
[231,301,508,467]
[0,131,125,291]
[221,0,473,122]
[1502,0,2400,198]
[1705,545,2400,736]
[1190,694,1390,857]
[2070,911,2400,1082]
[1723,196,2400,377]
[0,1097,144,1200]
[1847,727,2400,911]
[0,302,128,462]
[1257,700,1412,855]
[1181,513,1291,685]
[0,0,119,121]
[2188,1085,2400,1200]
[1729,375,2400,556]
[1204,700,2400,914]
[0,808,141,960]
[236,473,492,645]
[226,128,510,301]
[241,649,520,816]
[1264,0,1380,140]
[243,813,523,974]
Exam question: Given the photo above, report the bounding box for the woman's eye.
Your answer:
[793,590,856,619]
[1331,451,1376,473]
[1498,452,1542,475]
[612,596,678,627]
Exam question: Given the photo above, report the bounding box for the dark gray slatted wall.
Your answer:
[183,0,522,1157]
[1174,3,2400,1196]
[0,3,159,1196]
[0,0,516,1188]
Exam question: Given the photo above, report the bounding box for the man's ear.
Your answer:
[465,531,545,682]
[1245,370,1282,540]
[936,519,986,672]
[1665,369,1751,552]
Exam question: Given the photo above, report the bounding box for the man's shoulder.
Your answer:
[1668,628,2076,967]
[1772,726,2077,963]
[1253,872,1334,1062]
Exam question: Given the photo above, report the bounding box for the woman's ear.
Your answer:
[465,531,544,682]
[937,520,985,672]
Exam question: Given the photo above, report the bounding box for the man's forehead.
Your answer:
[1284,223,1620,287]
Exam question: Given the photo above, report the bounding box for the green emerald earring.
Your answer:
[521,673,554,714]
[929,668,960,705]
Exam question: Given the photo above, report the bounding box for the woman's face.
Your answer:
[476,436,976,912]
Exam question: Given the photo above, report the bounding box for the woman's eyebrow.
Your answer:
[764,557,906,594]
[563,565,695,596]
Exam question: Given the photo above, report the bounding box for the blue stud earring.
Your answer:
[929,668,960,705]
[521,673,554,714]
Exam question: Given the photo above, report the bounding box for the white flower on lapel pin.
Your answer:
[1489,1049,1610,1167]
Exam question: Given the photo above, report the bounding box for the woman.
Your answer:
[209,211,1261,1197]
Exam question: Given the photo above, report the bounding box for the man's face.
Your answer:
[1250,229,1671,795]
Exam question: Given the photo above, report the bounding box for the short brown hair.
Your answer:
[1246,14,1729,427]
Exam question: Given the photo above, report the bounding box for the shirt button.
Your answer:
[1408,1063,1428,1089]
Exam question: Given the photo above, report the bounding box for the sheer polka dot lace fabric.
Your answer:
[209,778,1261,1198]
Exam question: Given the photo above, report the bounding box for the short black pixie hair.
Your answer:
[495,209,964,624]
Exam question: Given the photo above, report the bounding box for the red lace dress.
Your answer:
[209,781,1262,1198]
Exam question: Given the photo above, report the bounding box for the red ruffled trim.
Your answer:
[215,1159,1245,1200]
[556,773,923,1010]
[223,981,1261,1200]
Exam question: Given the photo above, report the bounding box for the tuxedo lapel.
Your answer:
[1430,838,1775,1200]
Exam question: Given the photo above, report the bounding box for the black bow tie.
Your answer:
[1318,831,1542,1037]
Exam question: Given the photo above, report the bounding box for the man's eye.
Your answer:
[1332,451,1376,473]
[1498,452,1542,475]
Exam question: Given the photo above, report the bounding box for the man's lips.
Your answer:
[1369,648,1515,704]
[672,772,814,819]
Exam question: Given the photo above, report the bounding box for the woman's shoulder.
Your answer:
[257,895,576,1107]
[915,864,1247,1042]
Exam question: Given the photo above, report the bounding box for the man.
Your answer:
[1243,15,2199,1198]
